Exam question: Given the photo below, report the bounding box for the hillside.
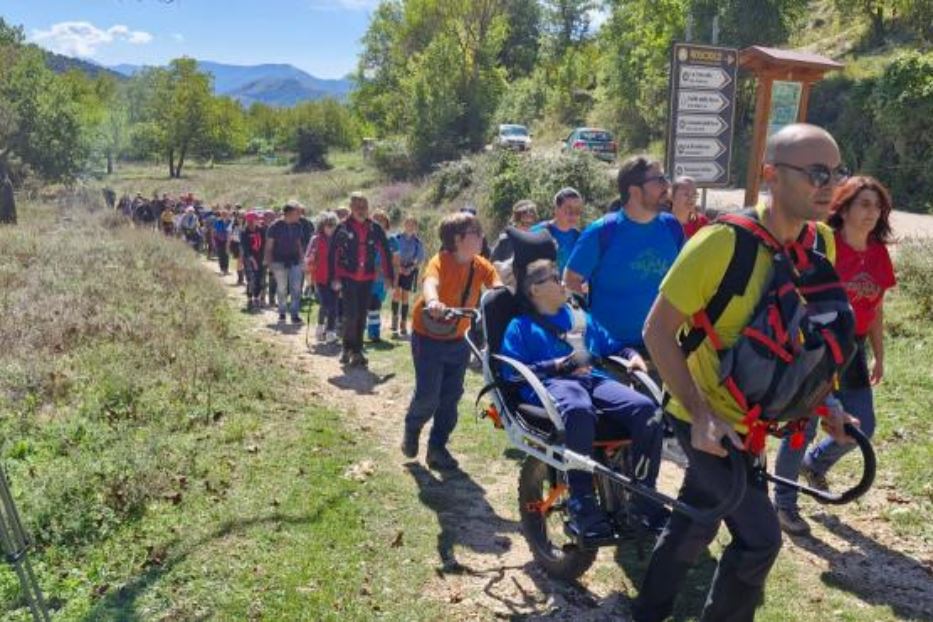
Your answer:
[109,59,352,106]
[42,49,125,80]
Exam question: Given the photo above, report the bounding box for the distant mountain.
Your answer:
[43,51,125,80]
[109,60,352,106]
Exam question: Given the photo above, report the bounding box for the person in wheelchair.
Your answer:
[500,256,666,539]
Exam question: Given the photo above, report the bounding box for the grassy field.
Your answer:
[0,194,445,621]
[2,154,930,620]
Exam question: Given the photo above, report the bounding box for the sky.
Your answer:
[2,0,377,79]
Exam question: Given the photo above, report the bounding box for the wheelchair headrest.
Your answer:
[506,226,558,292]
[481,287,519,356]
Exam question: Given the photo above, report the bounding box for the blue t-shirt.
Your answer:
[530,221,581,274]
[393,232,424,267]
[566,211,684,347]
[501,305,623,401]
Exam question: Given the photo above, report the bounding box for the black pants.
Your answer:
[632,418,782,622]
[341,278,373,354]
[217,244,229,274]
[245,261,265,300]
[317,283,338,331]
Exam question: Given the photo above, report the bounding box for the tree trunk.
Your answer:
[169,149,176,178]
[176,143,188,179]
[106,150,114,175]
[0,159,16,225]
[870,6,885,45]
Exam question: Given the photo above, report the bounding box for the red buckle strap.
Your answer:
[767,305,789,347]
[821,329,844,365]
[742,326,794,363]
[692,310,723,350]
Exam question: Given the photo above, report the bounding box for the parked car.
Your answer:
[562,127,617,162]
[496,124,532,151]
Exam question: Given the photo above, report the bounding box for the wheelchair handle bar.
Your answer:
[763,422,875,505]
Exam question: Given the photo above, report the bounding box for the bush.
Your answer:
[429,158,475,204]
[371,139,417,181]
[896,238,933,314]
[487,151,532,229]
[293,127,331,171]
[484,150,614,231]
[811,51,933,213]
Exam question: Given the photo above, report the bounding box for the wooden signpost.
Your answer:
[739,46,844,207]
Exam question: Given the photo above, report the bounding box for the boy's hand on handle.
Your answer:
[426,299,447,319]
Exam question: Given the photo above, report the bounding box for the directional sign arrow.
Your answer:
[672,160,726,183]
[679,65,732,90]
[675,138,726,159]
[677,90,729,113]
[676,114,728,136]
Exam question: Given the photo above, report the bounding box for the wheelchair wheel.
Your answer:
[518,456,597,581]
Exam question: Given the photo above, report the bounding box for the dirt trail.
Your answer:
[208,260,932,621]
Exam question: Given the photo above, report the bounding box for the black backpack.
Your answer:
[679,209,856,453]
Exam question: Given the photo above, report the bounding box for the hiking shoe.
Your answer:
[426,445,459,471]
[278,313,286,323]
[339,350,351,365]
[567,494,613,540]
[801,463,829,491]
[401,429,419,459]
[349,352,368,367]
[291,315,302,325]
[399,326,409,337]
[777,508,811,536]
[325,330,339,344]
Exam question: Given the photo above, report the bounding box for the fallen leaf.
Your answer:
[343,460,376,482]
[390,530,404,548]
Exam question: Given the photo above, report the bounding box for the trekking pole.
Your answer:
[0,463,50,622]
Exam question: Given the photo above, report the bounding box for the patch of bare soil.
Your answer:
[208,259,931,621]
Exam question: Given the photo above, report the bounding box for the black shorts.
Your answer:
[397,269,419,292]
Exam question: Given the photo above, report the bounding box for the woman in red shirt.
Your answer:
[670,176,709,239]
[801,176,897,489]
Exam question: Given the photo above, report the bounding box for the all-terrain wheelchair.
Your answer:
[452,285,877,582]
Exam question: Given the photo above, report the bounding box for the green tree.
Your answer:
[0,19,85,223]
[498,0,542,79]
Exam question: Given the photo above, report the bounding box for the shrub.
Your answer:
[293,127,331,171]
[487,151,532,229]
[896,238,933,314]
[371,139,417,181]
[429,158,474,204]
[484,150,614,231]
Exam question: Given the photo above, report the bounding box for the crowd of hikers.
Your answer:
[121,123,898,621]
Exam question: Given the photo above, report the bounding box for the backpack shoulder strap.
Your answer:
[679,208,765,356]
[597,211,621,260]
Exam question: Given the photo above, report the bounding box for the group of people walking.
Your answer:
[137,121,897,622]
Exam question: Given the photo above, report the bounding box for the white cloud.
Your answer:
[30,21,154,58]
[309,0,380,11]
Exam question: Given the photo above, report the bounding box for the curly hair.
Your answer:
[827,176,894,245]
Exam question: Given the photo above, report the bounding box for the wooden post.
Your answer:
[797,81,812,122]
[744,75,773,208]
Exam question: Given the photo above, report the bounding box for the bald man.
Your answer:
[632,124,853,622]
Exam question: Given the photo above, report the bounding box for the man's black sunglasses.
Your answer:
[774,162,850,188]
[641,174,670,186]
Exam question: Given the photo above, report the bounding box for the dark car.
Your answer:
[562,127,617,162]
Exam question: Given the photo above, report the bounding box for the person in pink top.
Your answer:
[306,211,340,343]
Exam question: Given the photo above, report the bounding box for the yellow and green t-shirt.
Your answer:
[661,203,835,431]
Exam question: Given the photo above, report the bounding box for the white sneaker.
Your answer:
[325,330,339,344]
[315,325,326,341]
